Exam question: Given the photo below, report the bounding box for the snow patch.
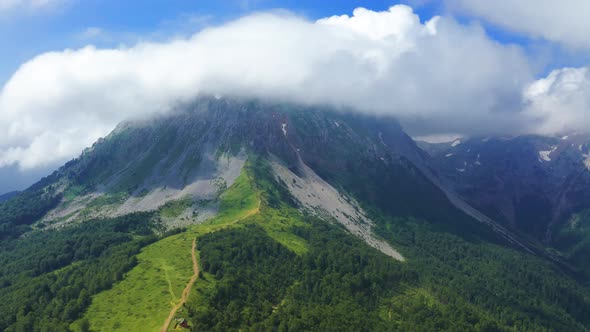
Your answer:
[539,146,557,162]
[281,123,287,136]
[583,151,590,170]
[334,121,340,127]
[562,135,569,140]
[451,139,461,147]
[412,134,462,144]
[378,132,387,146]
[475,154,482,165]
[445,153,453,158]
[456,162,467,172]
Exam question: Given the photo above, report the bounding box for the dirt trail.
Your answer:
[160,238,199,332]
[241,199,261,221]
[160,199,261,331]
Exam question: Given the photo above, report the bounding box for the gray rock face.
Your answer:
[271,156,404,261]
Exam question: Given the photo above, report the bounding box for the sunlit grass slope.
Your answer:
[80,167,261,331]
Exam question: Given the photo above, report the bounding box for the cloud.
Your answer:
[523,67,590,134]
[447,0,590,50]
[0,0,62,13]
[0,5,556,170]
[78,27,104,40]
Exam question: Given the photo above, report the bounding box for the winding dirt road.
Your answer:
[160,238,199,332]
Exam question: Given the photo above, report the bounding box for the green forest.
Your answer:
[186,216,590,331]
[0,212,162,331]
[182,158,590,331]
[0,157,589,331]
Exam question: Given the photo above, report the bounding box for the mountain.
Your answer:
[0,191,19,203]
[1,97,590,331]
[420,134,590,276]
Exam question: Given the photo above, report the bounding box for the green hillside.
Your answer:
[79,163,262,331]
[2,156,590,331]
[1,100,590,331]
[553,209,590,279]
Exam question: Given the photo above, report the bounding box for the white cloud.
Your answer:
[447,0,590,50]
[0,0,62,13]
[0,5,544,170]
[523,67,590,134]
[79,27,104,40]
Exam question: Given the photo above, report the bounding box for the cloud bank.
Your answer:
[0,5,587,170]
[523,67,590,134]
[447,0,590,50]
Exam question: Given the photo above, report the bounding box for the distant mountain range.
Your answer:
[420,134,590,242]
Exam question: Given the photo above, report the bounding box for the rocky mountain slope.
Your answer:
[2,97,590,331]
[3,96,514,255]
[420,135,590,243]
